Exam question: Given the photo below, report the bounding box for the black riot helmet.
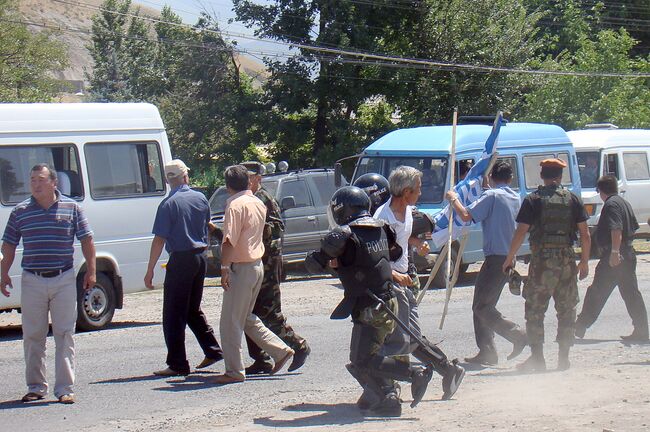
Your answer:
[329,186,371,226]
[353,173,390,215]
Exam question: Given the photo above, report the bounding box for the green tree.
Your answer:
[0,0,68,102]
[388,0,542,126]
[234,0,543,166]
[516,29,650,129]
[233,0,419,166]
[86,0,155,101]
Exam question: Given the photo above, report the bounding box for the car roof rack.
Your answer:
[584,123,618,129]
[457,115,509,125]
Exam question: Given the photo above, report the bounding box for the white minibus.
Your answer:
[0,103,171,330]
[569,126,650,235]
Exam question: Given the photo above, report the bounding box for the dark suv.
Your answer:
[206,168,346,276]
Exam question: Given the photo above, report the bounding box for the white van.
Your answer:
[569,126,650,235]
[0,103,171,330]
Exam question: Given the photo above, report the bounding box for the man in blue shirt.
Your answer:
[145,159,223,376]
[446,161,527,366]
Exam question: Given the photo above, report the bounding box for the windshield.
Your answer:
[354,156,448,204]
[261,179,278,197]
[208,186,229,214]
[577,151,600,189]
[208,179,280,215]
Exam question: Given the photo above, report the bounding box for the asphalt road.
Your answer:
[1,252,649,431]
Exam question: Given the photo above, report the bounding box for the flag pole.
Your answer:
[439,109,458,329]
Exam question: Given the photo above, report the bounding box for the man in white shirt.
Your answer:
[374,165,465,400]
[373,166,429,291]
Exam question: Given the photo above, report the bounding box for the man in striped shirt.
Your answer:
[1,164,96,405]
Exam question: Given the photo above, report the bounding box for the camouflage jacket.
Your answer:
[255,187,284,255]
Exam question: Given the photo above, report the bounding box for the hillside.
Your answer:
[18,0,267,88]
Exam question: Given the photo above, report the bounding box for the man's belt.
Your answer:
[26,265,73,278]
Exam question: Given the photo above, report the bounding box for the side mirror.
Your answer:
[280,196,296,211]
[334,162,342,188]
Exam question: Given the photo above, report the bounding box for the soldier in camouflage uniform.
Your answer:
[503,158,591,372]
[241,162,310,374]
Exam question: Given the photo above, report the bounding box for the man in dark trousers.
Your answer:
[503,158,591,372]
[446,161,527,366]
[145,159,223,376]
[575,175,649,342]
[241,162,310,374]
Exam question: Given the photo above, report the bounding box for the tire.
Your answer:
[76,272,115,331]
[431,246,460,289]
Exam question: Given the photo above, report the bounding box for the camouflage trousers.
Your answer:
[246,252,306,362]
[523,247,579,346]
[350,296,399,365]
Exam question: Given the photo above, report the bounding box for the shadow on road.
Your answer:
[150,373,297,392]
[90,374,168,385]
[476,368,565,378]
[253,402,418,427]
[83,320,160,333]
[0,321,159,342]
[612,360,650,366]
[0,325,22,341]
[574,338,621,345]
[0,399,59,409]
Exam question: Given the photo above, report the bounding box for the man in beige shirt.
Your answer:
[214,165,294,384]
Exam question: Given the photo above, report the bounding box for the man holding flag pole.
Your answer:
[423,112,511,333]
[446,159,527,365]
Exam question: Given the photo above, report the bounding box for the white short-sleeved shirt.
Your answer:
[373,197,412,273]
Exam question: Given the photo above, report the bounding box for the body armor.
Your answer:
[530,185,573,248]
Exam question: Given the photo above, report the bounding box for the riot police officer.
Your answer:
[357,172,465,400]
[306,186,433,417]
[353,173,390,215]
[503,159,591,372]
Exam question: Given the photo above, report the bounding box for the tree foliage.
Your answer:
[87,1,263,185]
[233,0,545,166]
[515,29,650,129]
[0,0,68,102]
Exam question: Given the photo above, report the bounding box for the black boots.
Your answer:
[410,365,433,408]
[441,359,466,400]
[517,344,546,373]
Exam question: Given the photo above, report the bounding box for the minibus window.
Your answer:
[605,154,620,179]
[557,153,572,186]
[85,141,165,199]
[523,153,572,189]
[496,156,519,191]
[0,144,82,204]
[576,151,600,189]
[623,153,650,181]
[523,154,553,189]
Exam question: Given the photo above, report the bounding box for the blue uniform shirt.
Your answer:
[467,184,520,256]
[152,184,210,253]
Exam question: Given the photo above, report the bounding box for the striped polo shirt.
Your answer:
[2,191,93,270]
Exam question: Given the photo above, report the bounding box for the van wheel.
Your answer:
[431,247,460,289]
[76,272,115,331]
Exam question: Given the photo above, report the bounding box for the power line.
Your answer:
[46,0,650,78]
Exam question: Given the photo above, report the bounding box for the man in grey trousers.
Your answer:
[1,164,96,404]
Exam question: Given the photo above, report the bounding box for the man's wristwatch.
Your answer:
[221,265,230,270]
[611,250,620,254]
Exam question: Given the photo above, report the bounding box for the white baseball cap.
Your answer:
[164,159,190,179]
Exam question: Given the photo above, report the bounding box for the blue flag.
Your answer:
[431,112,504,248]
